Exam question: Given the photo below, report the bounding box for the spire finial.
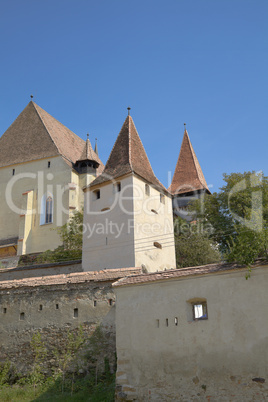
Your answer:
[30,94,33,100]
[94,138,99,156]
[127,107,131,116]
[87,133,89,140]
[184,123,186,131]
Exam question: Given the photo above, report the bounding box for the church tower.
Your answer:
[169,128,210,220]
[82,112,176,273]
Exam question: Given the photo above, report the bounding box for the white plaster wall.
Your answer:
[132,176,176,272]
[115,266,268,400]
[82,175,135,271]
[82,175,176,272]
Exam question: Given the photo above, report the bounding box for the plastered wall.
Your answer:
[114,266,268,401]
[82,174,176,272]
[0,156,81,255]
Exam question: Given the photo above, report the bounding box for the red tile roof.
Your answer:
[0,267,141,289]
[113,262,267,287]
[88,115,168,193]
[169,130,210,195]
[0,102,103,169]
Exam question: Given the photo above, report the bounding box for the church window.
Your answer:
[93,189,100,200]
[12,169,15,176]
[48,161,51,168]
[3,308,7,314]
[45,196,53,224]
[145,184,150,196]
[39,305,43,311]
[94,300,97,307]
[56,304,59,309]
[160,194,165,204]
[74,308,78,318]
[166,318,169,327]
[40,193,53,225]
[174,317,178,326]
[20,312,25,321]
[108,299,113,306]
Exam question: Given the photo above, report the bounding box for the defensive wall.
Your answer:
[0,262,141,374]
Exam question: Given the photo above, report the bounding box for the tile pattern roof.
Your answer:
[169,130,210,195]
[77,138,102,165]
[0,102,103,170]
[0,267,142,289]
[113,262,267,287]
[89,115,167,193]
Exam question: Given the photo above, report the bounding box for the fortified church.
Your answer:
[0,102,266,401]
[0,101,208,261]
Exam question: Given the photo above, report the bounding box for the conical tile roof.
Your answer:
[0,101,98,168]
[76,138,102,165]
[169,129,210,195]
[89,115,167,192]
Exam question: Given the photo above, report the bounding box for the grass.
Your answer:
[0,376,115,402]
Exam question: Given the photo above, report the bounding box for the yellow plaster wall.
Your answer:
[0,156,81,255]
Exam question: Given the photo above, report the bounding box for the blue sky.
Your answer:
[0,0,267,192]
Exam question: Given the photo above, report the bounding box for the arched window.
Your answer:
[45,196,53,224]
[40,193,53,225]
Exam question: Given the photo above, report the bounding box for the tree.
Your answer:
[174,217,221,268]
[57,210,83,251]
[190,171,268,266]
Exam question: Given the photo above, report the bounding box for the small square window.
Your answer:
[20,312,25,321]
[74,308,78,318]
[94,300,97,307]
[193,302,208,320]
[39,305,43,311]
[48,161,51,168]
[12,169,15,176]
[93,190,100,200]
[3,308,7,314]
[56,304,59,310]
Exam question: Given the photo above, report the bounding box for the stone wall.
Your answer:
[0,266,141,375]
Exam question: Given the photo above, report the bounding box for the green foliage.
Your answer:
[0,325,115,401]
[0,361,13,386]
[29,332,47,394]
[35,246,82,264]
[174,217,221,268]
[190,171,268,268]
[53,325,85,393]
[58,210,83,251]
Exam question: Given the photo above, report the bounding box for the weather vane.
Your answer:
[30,94,33,100]
[127,107,131,116]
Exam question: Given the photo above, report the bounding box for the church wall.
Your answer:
[0,156,81,255]
[82,175,135,271]
[0,279,116,373]
[114,266,268,401]
[132,176,176,272]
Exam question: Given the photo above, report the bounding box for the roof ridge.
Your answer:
[32,102,61,157]
[128,116,133,172]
